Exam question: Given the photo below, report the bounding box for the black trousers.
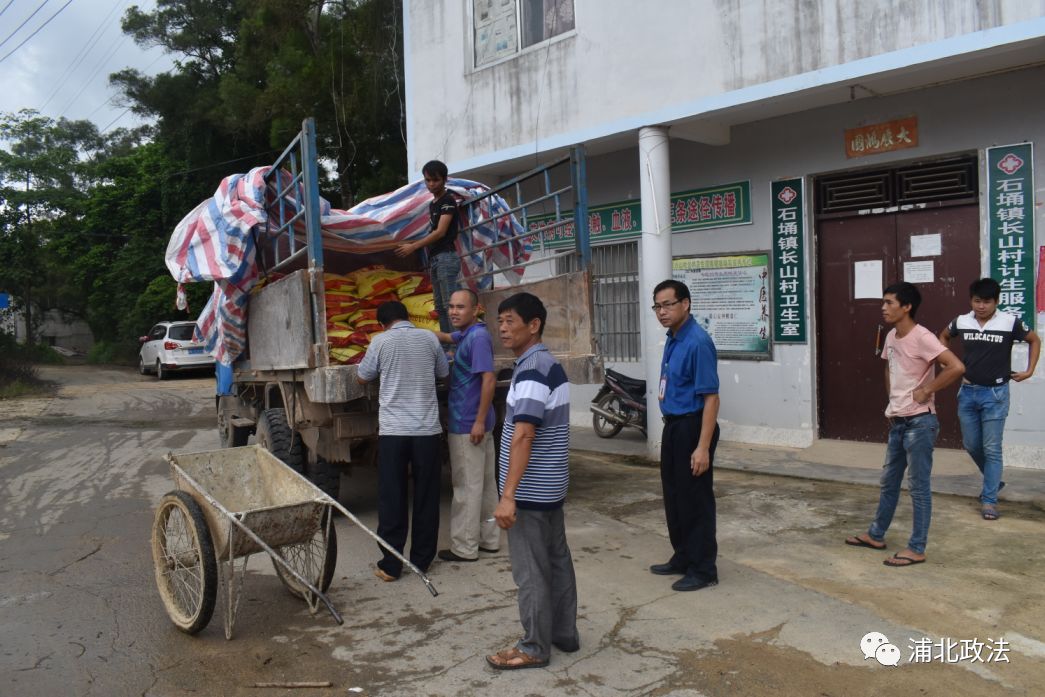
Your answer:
[376,434,441,577]
[660,414,720,581]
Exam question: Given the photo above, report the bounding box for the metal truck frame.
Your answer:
[216,118,600,499]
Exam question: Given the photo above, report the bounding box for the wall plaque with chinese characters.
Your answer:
[845,117,918,158]
[771,178,807,343]
[987,143,1036,328]
[528,181,751,249]
[672,253,771,359]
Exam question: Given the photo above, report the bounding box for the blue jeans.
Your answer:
[868,413,939,554]
[957,383,1010,505]
[429,251,460,334]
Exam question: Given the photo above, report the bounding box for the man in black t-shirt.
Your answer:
[939,278,1040,520]
[396,160,460,333]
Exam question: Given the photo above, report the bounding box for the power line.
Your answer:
[58,30,129,117]
[0,0,16,20]
[0,0,74,66]
[99,105,130,132]
[166,150,282,177]
[41,0,129,111]
[0,0,51,50]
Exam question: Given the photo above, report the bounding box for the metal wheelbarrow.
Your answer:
[151,445,437,639]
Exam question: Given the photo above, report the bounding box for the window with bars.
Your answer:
[557,242,640,362]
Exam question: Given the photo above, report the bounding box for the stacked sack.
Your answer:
[325,265,439,365]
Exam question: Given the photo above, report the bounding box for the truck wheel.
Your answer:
[217,410,249,448]
[255,408,304,473]
[592,393,625,438]
[306,457,341,501]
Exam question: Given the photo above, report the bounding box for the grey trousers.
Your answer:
[507,507,579,660]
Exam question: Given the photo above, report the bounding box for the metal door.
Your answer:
[817,205,980,447]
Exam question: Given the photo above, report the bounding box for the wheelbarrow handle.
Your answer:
[324,497,439,597]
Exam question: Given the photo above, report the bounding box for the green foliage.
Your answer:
[87,339,137,366]
[1,0,407,363]
[0,332,59,398]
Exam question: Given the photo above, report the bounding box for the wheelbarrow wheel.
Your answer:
[152,491,217,634]
[273,513,337,600]
[592,393,625,438]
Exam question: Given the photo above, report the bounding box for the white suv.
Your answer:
[138,321,214,379]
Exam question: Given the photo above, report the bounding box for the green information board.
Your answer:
[771,178,807,343]
[986,143,1036,328]
[672,253,771,359]
[528,181,751,249]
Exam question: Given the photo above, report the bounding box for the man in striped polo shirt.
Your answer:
[486,292,579,670]
[358,300,449,581]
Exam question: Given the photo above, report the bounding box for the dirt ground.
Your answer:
[1,365,1043,696]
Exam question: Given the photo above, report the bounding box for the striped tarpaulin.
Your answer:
[165,167,531,364]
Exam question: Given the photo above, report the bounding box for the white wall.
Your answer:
[405,0,1045,172]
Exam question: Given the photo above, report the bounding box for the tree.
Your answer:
[0,110,102,342]
[115,0,407,207]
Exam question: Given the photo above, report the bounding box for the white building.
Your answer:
[403,1,1045,468]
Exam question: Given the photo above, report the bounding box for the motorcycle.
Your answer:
[590,369,647,438]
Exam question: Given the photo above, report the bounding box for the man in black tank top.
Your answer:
[939,278,1040,520]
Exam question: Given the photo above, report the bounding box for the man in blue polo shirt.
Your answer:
[486,292,578,670]
[650,279,721,592]
[430,289,500,562]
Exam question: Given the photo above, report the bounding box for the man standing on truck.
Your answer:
[430,289,500,563]
[395,160,460,334]
[358,300,450,581]
[487,292,579,670]
[650,279,722,592]
[938,277,1040,521]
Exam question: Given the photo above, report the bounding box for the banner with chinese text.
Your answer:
[987,143,1035,328]
[529,181,751,249]
[771,178,807,343]
[672,253,771,359]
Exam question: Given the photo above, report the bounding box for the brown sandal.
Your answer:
[485,647,548,670]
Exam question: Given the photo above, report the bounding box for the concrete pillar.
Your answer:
[637,126,672,461]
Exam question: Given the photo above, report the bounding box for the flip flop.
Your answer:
[981,506,1000,521]
[883,554,925,567]
[845,535,886,550]
[485,647,549,671]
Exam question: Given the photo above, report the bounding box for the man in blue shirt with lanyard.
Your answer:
[650,279,721,592]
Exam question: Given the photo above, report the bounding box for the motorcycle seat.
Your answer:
[606,369,646,394]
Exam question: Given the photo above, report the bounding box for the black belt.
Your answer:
[663,411,701,424]
[889,411,932,424]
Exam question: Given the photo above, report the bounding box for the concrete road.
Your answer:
[1,365,1043,696]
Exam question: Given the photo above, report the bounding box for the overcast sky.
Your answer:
[0,0,175,133]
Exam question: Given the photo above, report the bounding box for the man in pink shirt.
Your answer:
[845,282,964,567]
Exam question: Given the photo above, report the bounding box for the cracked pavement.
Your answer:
[1,365,1043,696]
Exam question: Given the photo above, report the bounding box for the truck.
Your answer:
[213,119,601,499]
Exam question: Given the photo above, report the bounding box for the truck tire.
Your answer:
[255,408,304,474]
[306,457,340,501]
[217,411,249,448]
